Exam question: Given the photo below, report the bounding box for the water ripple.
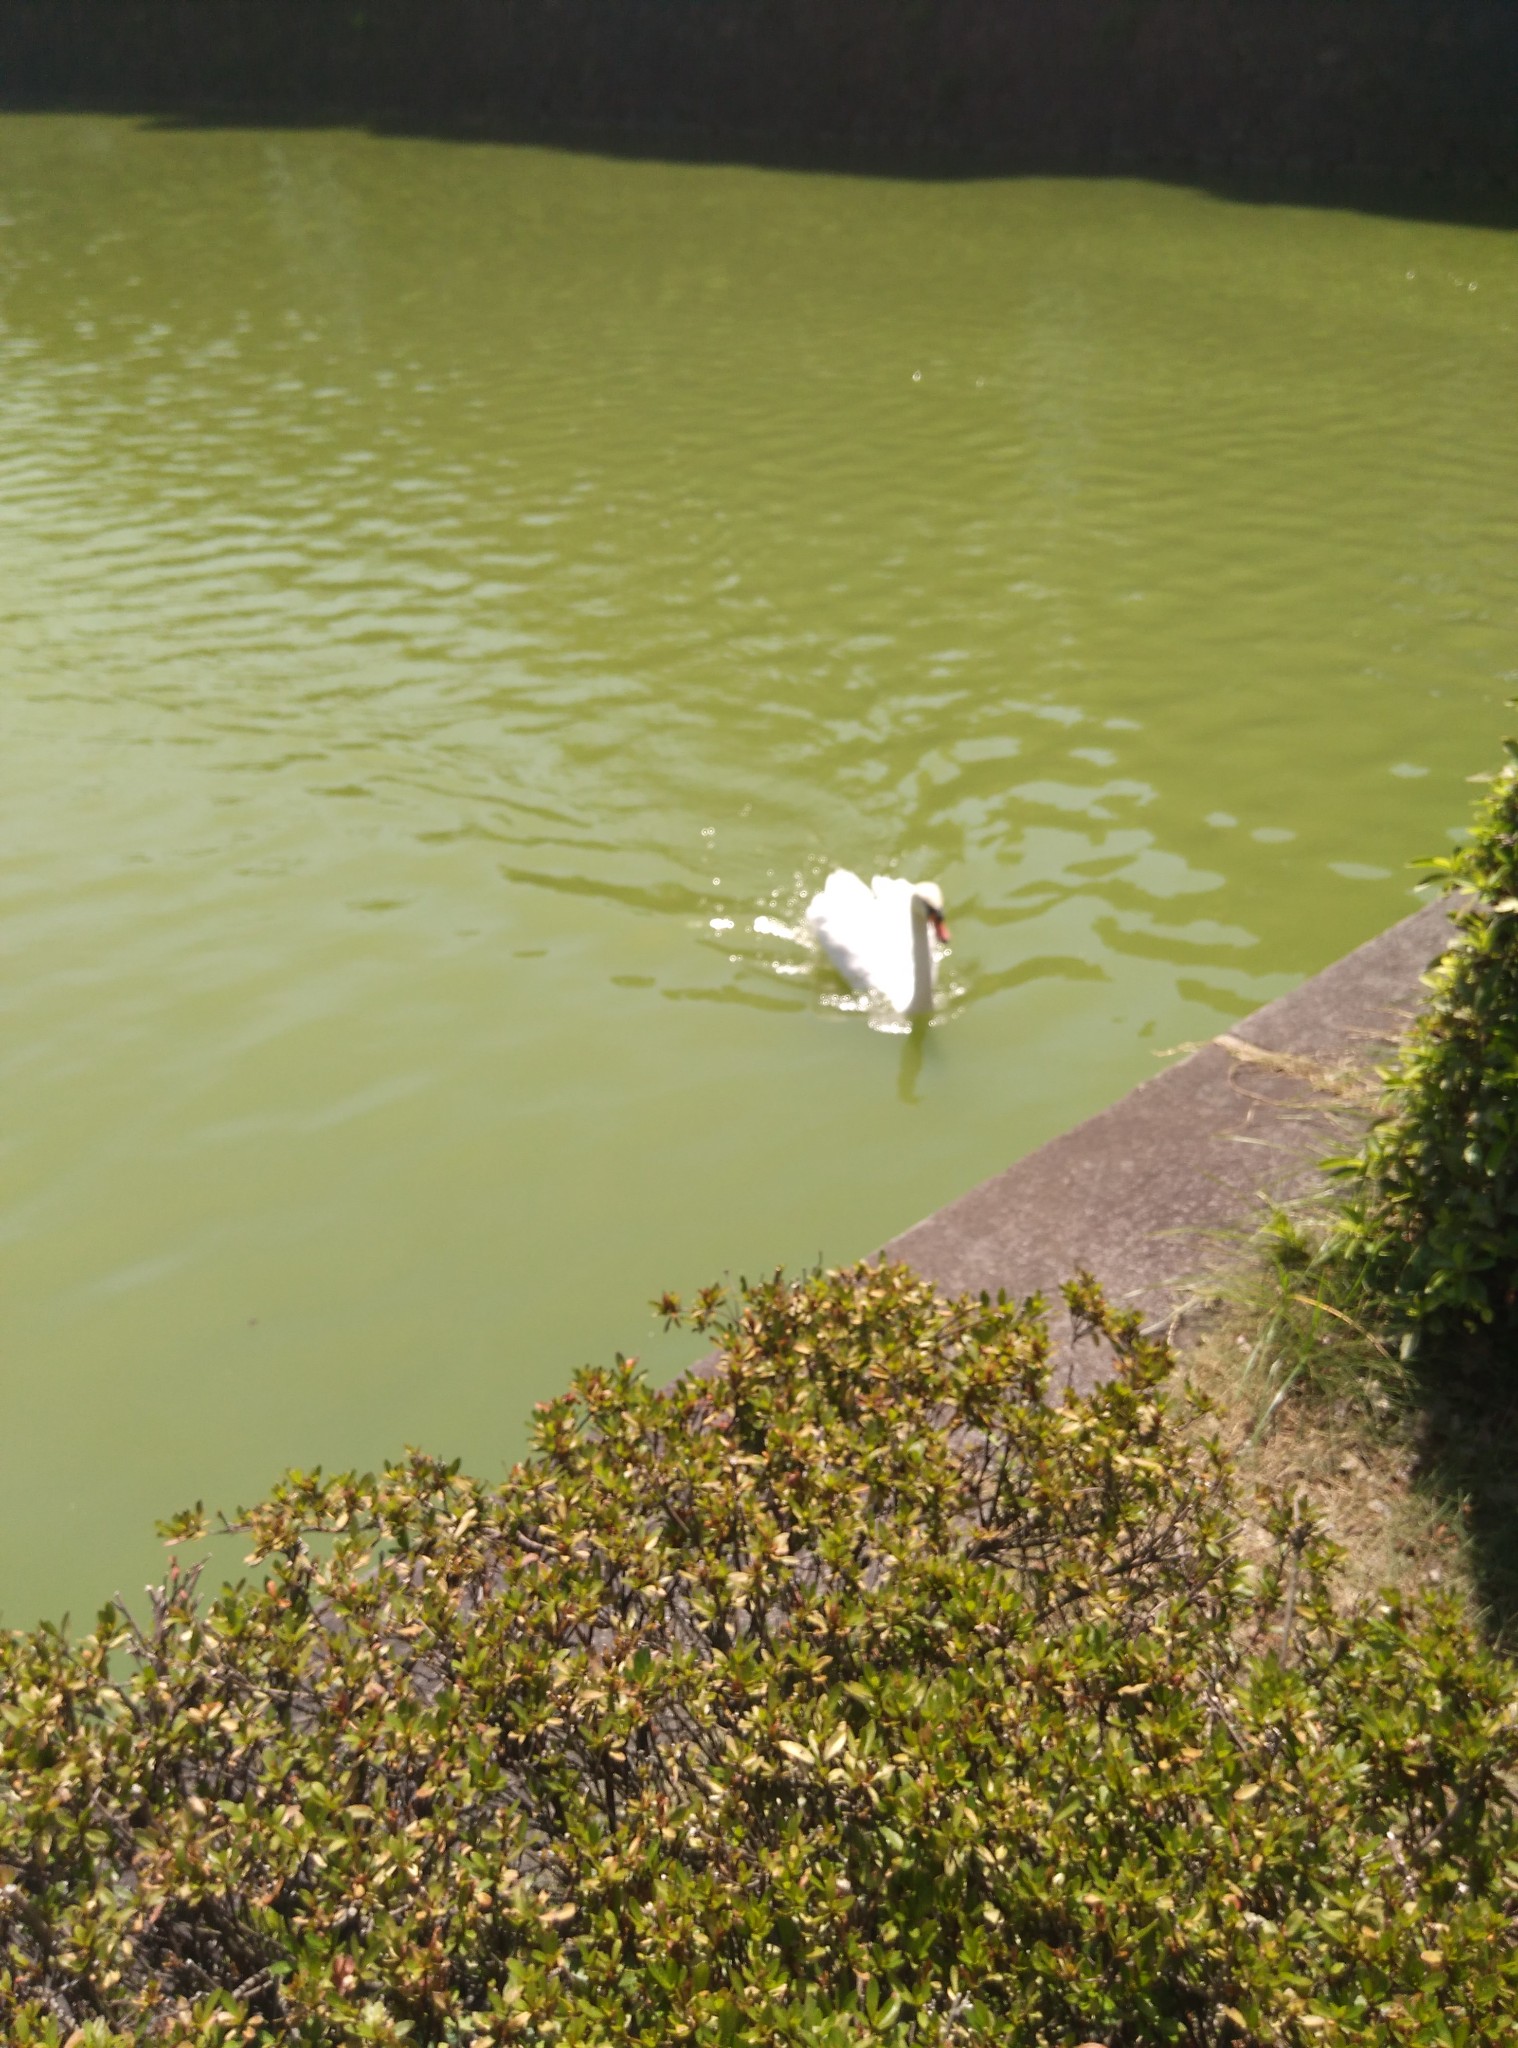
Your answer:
[2,115,1516,1621]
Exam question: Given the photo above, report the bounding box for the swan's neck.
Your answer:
[906,909,935,1016]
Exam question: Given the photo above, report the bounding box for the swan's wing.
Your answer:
[870,875,914,913]
[806,869,883,993]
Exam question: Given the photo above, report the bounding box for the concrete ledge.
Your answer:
[885,899,1453,1379]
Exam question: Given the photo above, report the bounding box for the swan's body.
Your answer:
[806,871,950,1017]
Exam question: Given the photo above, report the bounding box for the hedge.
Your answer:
[1328,743,1518,1336]
[2,1267,1517,2045]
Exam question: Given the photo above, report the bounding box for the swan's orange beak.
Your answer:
[929,909,951,945]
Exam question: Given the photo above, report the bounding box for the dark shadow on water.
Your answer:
[139,112,1518,234]
[4,96,1517,233]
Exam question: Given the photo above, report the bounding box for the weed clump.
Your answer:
[3,1264,1517,2045]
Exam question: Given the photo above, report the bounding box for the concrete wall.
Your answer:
[2,0,1515,198]
[886,899,1453,1385]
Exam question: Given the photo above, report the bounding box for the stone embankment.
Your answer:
[888,899,1453,1384]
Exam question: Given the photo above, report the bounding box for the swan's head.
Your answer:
[911,882,951,945]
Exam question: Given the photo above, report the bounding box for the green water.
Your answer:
[2,116,1515,1626]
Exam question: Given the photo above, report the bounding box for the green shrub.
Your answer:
[3,1265,1518,2046]
[1328,745,1518,1335]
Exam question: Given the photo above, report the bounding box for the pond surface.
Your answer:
[2,115,1515,1625]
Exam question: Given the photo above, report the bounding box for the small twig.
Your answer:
[1414,1784,1473,1860]
[1279,1501,1307,1668]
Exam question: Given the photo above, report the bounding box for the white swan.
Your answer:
[806,871,951,1018]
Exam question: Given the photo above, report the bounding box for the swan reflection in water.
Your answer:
[896,1016,930,1105]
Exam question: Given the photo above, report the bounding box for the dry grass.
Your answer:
[1149,990,1518,1642]
[1174,1292,1474,1617]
